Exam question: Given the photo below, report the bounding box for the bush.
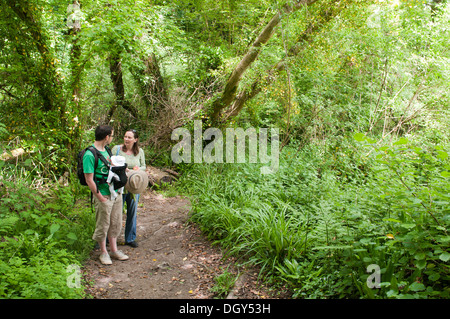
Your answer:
[0,236,85,299]
[0,175,95,299]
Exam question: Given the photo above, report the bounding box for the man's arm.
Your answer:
[84,172,107,202]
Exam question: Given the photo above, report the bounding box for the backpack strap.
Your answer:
[85,146,113,213]
[86,146,100,195]
[105,145,113,157]
[96,152,110,169]
[86,146,111,192]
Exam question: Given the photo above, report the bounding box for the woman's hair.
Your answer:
[122,129,140,156]
[95,125,113,141]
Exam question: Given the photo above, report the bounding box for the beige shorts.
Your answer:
[92,195,123,242]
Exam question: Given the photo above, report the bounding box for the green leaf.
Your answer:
[439,252,450,262]
[386,289,398,298]
[440,171,450,178]
[409,282,425,292]
[383,218,401,223]
[393,137,409,145]
[415,259,426,269]
[67,232,78,241]
[363,257,372,263]
[428,273,440,281]
[414,252,426,260]
[353,133,366,142]
[49,223,60,235]
[400,223,416,230]
[437,151,448,160]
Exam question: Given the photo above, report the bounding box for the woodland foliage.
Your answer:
[0,0,449,298]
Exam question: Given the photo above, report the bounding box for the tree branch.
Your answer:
[210,0,319,125]
[222,1,342,123]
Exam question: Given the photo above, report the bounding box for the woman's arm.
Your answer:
[111,145,121,156]
[139,148,146,170]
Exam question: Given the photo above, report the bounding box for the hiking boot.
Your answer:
[110,250,129,261]
[99,253,112,265]
[126,241,138,248]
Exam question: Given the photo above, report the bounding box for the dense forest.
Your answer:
[0,0,449,299]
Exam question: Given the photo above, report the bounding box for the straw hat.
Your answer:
[125,170,148,194]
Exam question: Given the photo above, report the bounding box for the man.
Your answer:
[83,125,129,265]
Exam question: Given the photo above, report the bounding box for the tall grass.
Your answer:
[177,136,449,298]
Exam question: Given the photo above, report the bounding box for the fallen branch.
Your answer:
[146,166,179,187]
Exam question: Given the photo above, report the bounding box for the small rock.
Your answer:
[152,261,170,271]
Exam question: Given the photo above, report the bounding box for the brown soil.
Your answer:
[82,189,287,299]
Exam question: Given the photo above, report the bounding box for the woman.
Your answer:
[112,129,146,248]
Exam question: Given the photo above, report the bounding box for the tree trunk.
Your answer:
[210,0,319,125]
[132,53,168,121]
[146,166,178,186]
[223,2,343,122]
[7,1,61,114]
[68,1,82,104]
[68,1,83,159]
[108,53,139,119]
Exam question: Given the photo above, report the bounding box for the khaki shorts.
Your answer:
[92,195,123,242]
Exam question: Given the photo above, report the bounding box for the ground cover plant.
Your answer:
[0,164,95,298]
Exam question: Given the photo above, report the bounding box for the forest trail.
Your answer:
[82,190,276,299]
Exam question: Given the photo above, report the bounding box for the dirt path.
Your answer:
[82,190,279,299]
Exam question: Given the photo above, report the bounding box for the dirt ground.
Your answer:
[82,189,286,299]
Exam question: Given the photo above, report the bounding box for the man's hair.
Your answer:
[95,125,113,141]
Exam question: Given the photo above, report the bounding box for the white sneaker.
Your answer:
[110,250,129,261]
[99,253,112,265]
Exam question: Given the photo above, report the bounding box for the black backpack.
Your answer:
[77,146,113,192]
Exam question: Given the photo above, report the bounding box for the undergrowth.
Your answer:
[0,163,95,299]
[176,134,450,299]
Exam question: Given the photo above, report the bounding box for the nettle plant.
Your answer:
[353,133,450,298]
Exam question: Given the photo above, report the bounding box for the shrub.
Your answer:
[0,176,94,298]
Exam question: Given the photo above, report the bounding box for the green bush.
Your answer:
[0,175,95,299]
[0,235,85,299]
